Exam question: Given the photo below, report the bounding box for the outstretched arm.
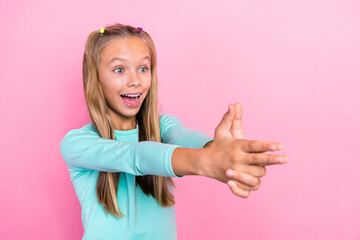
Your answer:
[59,126,182,178]
[160,114,213,148]
[59,114,211,180]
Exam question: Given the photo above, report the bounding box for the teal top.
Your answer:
[59,114,213,240]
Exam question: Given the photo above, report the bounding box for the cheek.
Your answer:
[144,75,152,89]
[101,82,116,97]
[101,80,125,103]
[101,74,125,91]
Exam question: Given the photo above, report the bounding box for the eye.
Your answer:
[114,67,124,73]
[139,66,149,73]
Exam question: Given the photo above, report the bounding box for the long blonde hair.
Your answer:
[82,23,176,218]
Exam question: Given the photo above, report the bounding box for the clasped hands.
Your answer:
[203,103,289,198]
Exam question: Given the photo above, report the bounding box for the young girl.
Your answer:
[60,23,288,240]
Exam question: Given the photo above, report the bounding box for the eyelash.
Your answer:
[113,67,149,73]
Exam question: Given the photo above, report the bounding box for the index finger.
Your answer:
[246,153,289,166]
[240,139,283,153]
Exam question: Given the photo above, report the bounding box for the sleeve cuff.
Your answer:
[166,145,184,178]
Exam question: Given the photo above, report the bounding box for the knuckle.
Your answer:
[251,177,259,187]
[250,167,264,177]
[248,140,256,150]
[251,154,258,163]
[259,154,266,164]
[263,143,269,152]
[256,178,261,188]
[233,153,245,166]
[237,139,244,151]
[230,155,239,165]
[230,183,250,198]
[272,155,278,164]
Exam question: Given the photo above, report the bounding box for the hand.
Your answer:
[199,103,289,198]
[204,104,261,197]
[227,103,262,198]
[227,103,289,198]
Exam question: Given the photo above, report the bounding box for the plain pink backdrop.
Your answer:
[1,0,359,239]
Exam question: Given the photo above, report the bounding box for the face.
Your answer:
[98,36,152,130]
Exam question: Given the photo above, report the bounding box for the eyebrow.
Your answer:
[108,56,151,65]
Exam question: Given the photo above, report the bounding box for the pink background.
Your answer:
[1,0,359,239]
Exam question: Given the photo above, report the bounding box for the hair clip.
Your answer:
[137,27,143,31]
[99,27,105,34]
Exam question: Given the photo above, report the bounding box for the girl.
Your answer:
[60,23,288,240]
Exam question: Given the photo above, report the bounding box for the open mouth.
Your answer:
[120,93,142,105]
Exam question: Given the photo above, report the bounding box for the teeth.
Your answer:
[122,94,141,97]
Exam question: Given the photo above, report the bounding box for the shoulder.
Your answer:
[159,114,184,128]
[60,122,100,151]
[62,122,100,139]
[159,113,186,138]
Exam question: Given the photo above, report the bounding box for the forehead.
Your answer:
[100,36,150,64]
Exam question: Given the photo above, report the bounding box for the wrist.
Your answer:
[190,148,207,176]
[171,147,205,176]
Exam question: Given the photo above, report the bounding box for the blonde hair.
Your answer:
[82,23,176,218]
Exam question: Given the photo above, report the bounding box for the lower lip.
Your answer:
[121,94,142,108]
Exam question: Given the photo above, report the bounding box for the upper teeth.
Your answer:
[123,94,141,97]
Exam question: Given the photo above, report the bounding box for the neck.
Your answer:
[114,119,137,131]
[108,107,138,131]
[110,114,137,131]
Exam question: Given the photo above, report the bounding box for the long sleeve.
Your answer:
[59,127,180,177]
[160,114,214,148]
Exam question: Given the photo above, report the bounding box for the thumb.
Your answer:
[230,103,244,139]
[215,104,235,137]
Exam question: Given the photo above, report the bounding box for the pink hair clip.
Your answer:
[137,27,143,31]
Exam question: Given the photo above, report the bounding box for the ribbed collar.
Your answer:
[114,123,139,136]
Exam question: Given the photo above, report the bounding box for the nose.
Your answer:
[127,71,141,88]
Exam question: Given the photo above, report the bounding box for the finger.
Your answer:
[253,177,261,190]
[226,169,259,187]
[215,104,236,136]
[227,180,251,198]
[240,165,267,177]
[228,177,261,191]
[246,153,289,166]
[230,103,244,139]
[240,139,284,153]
